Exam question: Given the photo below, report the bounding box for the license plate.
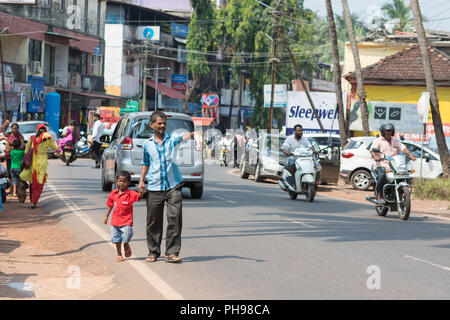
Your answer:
[0,177,8,185]
[395,175,410,179]
[65,152,71,158]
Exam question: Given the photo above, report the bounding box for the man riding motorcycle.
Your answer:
[282,124,318,188]
[370,123,416,203]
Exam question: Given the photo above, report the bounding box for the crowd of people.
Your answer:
[0,114,105,210]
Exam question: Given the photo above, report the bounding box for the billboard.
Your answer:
[0,0,35,3]
[286,91,342,135]
[137,26,160,41]
[264,84,287,108]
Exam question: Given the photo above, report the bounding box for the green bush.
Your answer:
[413,178,450,201]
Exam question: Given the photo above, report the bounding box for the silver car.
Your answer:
[101,112,204,198]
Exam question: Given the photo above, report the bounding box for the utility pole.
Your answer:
[142,40,149,111]
[410,0,449,177]
[154,47,160,111]
[0,27,9,117]
[268,1,281,134]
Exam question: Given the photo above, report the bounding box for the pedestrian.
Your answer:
[19,123,59,208]
[138,111,198,263]
[6,139,24,197]
[0,122,25,190]
[89,113,105,168]
[104,171,145,262]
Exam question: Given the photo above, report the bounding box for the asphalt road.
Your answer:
[43,158,450,300]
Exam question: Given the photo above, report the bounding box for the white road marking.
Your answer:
[281,217,315,229]
[404,255,450,272]
[213,195,237,204]
[47,182,184,300]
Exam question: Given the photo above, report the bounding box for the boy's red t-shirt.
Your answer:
[106,189,141,226]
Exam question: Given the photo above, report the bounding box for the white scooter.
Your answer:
[278,147,321,202]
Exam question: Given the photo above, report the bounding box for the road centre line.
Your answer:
[281,217,315,229]
[212,195,237,204]
[47,182,184,300]
[404,255,450,272]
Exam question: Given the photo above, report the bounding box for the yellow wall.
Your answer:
[365,85,450,123]
[105,86,121,96]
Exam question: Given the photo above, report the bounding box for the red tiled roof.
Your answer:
[345,45,450,82]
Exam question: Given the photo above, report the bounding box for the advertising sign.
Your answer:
[264,84,287,108]
[171,74,188,92]
[0,0,35,3]
[137,26,160,41]
[27,76,45,113]
[122,100,139,113]
[286,91,341,135]
[348,100,425,135]
[171,23,189,38]
[201,93,219,124]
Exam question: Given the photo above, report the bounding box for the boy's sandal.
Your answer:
[145,255,157,262]
[165,255,182,263]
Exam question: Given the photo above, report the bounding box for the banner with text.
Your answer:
[286,91,342,135]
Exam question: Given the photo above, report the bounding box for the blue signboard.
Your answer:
[171,23,189,38]
[28,76,45,113]
[171,74,188,83]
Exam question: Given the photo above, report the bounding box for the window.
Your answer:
[81,52,88,75]
[129,118,193,139]
[91,54,102,76]
[29,39,42,63]
[345,139,365,150]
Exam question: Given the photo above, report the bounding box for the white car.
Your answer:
[5,121,58,156]
[304,133,341,151]
[340,136,443,191]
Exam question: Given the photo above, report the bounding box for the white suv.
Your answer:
[340,136,443,191]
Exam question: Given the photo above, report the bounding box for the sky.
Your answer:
[303,0,450,32]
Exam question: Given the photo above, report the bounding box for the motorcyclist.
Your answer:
[58,120,77,153]
[282,124,318,187]
[370,123,416,203]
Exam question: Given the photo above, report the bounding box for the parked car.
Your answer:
[240,133,340,184]
[4,121,58,156]
[425,135,450,154]
[340,136,444,191]
[101,112,204,199]
[240,133,288,182]
[304,133,341,184]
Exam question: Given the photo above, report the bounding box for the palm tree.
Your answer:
[381,0,414,32]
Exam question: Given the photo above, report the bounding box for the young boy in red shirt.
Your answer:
[104,171,145,262]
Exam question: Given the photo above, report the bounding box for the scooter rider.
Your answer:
[282,124,318,187]
[370,123,416,203]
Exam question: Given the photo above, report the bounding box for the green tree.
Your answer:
[381,0,414,32]
[183,0,216,112]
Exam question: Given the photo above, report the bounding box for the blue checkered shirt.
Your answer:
[141,132,184,191]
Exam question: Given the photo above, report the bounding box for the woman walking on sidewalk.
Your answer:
[19,124,58,208]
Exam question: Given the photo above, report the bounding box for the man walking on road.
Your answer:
[89,113,105,168]
[138,111,198,263]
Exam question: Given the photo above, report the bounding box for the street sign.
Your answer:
[137,26,160,41]
[264,84,287,108]
[171,74,187,92]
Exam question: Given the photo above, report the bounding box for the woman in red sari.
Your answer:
[19,124,58,208]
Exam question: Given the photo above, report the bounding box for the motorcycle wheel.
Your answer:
[1,189,6,203]
[398,186,411,221]
[66,158,71,166]
[306,184,315,202]
[289,192,297,200]
[254,162,264,183]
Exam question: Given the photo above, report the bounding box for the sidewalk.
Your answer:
[0,195,114,299]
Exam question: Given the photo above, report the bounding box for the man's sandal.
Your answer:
[165,255,182,263]
[145,255,157,262]
[116,256,124,262]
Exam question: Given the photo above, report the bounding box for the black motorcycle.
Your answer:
[60,142,77,166]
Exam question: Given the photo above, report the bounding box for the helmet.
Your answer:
[380,123,395,137]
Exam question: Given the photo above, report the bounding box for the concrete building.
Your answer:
[0,0,120,131]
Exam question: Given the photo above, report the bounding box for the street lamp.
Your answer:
[0,27,9,117]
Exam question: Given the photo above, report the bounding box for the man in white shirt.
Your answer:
[89,113,105,168]
[282,124,317,187]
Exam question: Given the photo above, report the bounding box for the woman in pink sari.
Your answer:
[58,120,77,152]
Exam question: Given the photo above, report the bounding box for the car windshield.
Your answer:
[344,139,365,150]
[426,136,450,154]
[312,137,341,147]
[266,136,286,152]
[130,118,194,139]
[6,122,47,134]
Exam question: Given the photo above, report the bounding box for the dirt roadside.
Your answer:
[0,195,115,299]
[1,169,449,300]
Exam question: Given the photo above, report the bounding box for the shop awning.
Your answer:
[146,79,187,100]
[192,117,214,127]
[72,91,123,100]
